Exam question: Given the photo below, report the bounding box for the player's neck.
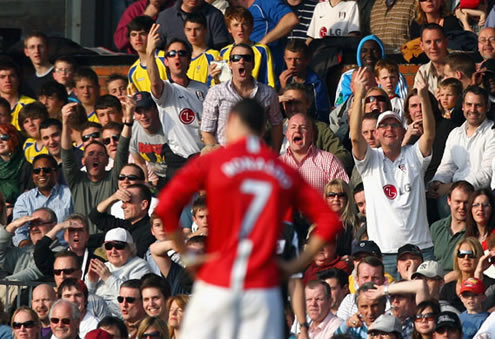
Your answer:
[382,144,401,162]
[451,218,466,233]
[82,103,95,116]
[191,44,207,58]
[329,0,342,6]
[232,77,255,97]
[171,73,189,87]
[33,62,52,75]
[291,146,311,164]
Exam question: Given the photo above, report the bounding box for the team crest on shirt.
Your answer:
[339,11,346,19]
[383,184,398,200]
[398,164,407,172]
[179,108,196,124]
[195,91,204,101]
[319,27,327,38]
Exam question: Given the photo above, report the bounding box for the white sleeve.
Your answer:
[348,2,360,33]
[306,7,318,38]
[151,80,174,107]
[465,129,495,190]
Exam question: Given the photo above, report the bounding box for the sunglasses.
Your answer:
[365,95,388,104]
[142,332,161,338]
[457,250,476,259]
[118,174,143,181]
[117,296,137,304]
[50,318,71,325]
[231,54,253,63]
[0,134,10,141]
[82,132,100,142]
[33,167,54,175]
[53,268,78,276]
[326,192,346,198]
[103,135,119,145]
[105,242,127,250]
[165,50,189,58]
[415,313,435,322]
[13,320,36,329]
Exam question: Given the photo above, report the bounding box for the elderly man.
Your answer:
[32,284,57,338]
[478,27,495,61]
[89,183,155,258]
[335,282,387,337]
[49,299,81,339]
[58,278,99,338]
[350,66,436,276]
[12,154,73,247]
[119,279,147,338]
[201,43,283,151]
[280,112,348,194]
[305,280,343,338]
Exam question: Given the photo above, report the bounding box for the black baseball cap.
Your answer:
[435,311,461,332]
[398,244,423,260]
[133,91,156,110]
[352,240,382,257]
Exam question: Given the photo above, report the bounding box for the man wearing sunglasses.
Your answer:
[61,98,133,235]
[90,183,155,258]
[12,154,73,247]
[146,25,207,180]
[80,121,103,149]
[350,67,436,277]
[201,43,283,151]
[118,279,146,338]
[48,299,81,339]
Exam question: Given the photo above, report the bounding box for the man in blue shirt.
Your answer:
[12,154,72,247]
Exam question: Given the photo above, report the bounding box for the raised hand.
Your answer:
[146,23,161,56]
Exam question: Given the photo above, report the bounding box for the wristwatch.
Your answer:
[299,321,309,329]
[384,285,389,296]
[124,120,134,126]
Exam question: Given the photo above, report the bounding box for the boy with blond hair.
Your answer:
[437,78,463,119]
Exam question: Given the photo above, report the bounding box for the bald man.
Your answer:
[479,27,495,61]
[32,284,57,337]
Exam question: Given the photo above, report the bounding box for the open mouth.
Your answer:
[238,66,247,77]
[292,135,303,146]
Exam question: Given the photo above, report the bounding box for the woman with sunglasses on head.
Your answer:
[86,227,152,317]
[363,87,391,115]
[439,237,484,312]
[411,299,441,339]
[0,123,33,211]
[465,189,495,251]
[167,295,189,339]
[409,0,463,40]
[136,316,168,339]
[11,306,41,339]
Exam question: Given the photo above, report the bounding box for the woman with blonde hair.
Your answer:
[439,237,484,312]
[410,0,463,39]
[167,295,189,339]
[136,316,168,339]
[11,306,40,339]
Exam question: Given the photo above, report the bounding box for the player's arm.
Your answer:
[146,23,164,99]
[131,151,149,183]
[271,124,283,153]
[61,103,78,150]
[201,131,219,146]
[349,67,368,161]
[416,72,435,157]
[259,12,299,46]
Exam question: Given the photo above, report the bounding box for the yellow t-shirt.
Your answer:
[23,138,48,163]
[187,49,220,87]
[128,50,168,92]
[11,95,36,130]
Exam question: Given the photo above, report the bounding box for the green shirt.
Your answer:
[431,216,465,272]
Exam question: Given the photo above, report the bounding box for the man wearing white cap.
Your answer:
[85,228,151,316]
[367,314,402,339]
[350,68,436,277]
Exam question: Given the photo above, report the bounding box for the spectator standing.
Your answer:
[286,0,319,41]
[72,68,100,123]
[23,32,54,98]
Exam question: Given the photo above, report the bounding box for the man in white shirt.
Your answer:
[350,67,436,277]
[429,86,495,196]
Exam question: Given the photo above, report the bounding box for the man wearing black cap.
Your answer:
[129,91,168,189]
[396,244,423,281]
[433,311,463,339]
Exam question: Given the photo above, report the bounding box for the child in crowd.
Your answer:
[72,67,100,122]
[184,13,219,87]
[459,277,489,339]
[20,102,49,163]
[127,16,168,93]
[190,195,209,236]
[217,6,275,87]
[437,78,463,120]
[52,56,77,97]
[374,59,403,118]
[106,73,128,100]
[147,214,183,271]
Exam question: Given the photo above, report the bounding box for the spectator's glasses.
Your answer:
[457,249,476,259]
[414,313,435,322]
[82,132,100,142]
[365,95,388,104]
[117,296,137,303]
[53,268,78,275]
[142,332,161,339]
[12,320,36,329]
[165,50,189,58]
[33,167,55,174]
[105,241,127,250]
[230,54,253,63]
[103,135,119,145]
[472,202,491,209]
[118,175,142,181]
[54,68,73,74]
[479,37,495,44]
[326,192,346,198]
[0,134,10,141]
[50,318,71,325]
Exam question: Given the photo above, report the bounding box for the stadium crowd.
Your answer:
[3,0,495,338]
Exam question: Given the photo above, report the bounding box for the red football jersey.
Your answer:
[155,136,342,289]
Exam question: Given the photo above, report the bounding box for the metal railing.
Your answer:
[0,280,55,312]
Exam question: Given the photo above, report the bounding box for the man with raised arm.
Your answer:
[349,67,436,277]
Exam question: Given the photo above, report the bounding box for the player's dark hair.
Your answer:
[353,183,365,195]
[184,13,207,28]
[121,279,142,293]
[231,43,254,59]
[317,268,349,288]
[0,56,20,77]
[95,94,122,112]
[445,53,476,78]
[57,278,88,305]
[448,180,475,197]
[54,55,77,68]
[18,102,49,133]
[126,183,152,207]
[38,80,68,103]
[98,317,128,338]
[54,250,81,268]
[186,235,206,246]
[127,16,155,36]
[192,195,207,216]
[230,99,266,136]
[67,104,88,131]
[420,23,446,40]
[464,85,489,107]
[121,164,145,180]
[166,38,192,57]
[73,67,99,87]
[81,121,102,134]
[107,73,128,86]
[357,256,384,278]
[285,39,311,59]
[140,273,171,300]
[102,121,123,133]
[281,82,313,106]
[33,154,58,169]
[306,280,331,299]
